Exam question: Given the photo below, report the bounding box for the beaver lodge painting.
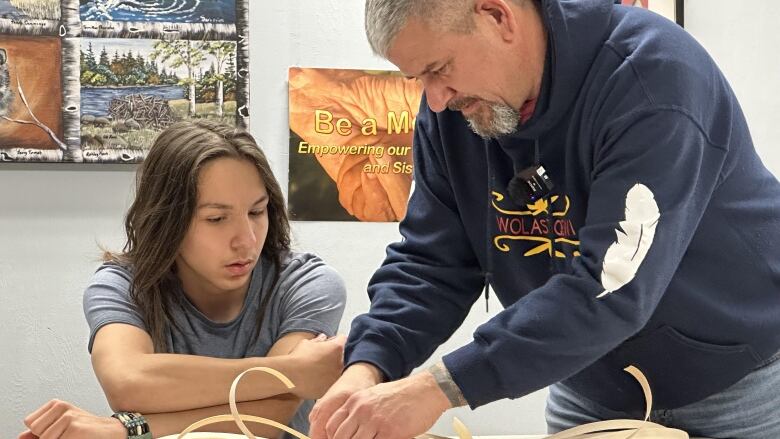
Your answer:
[0,0,248,163]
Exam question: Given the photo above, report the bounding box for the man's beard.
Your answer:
[448,97,520,139]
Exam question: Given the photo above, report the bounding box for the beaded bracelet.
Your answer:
[111,411,153,439]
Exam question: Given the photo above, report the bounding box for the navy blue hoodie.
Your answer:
[346,0,780,413]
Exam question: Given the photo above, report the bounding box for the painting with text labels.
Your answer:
[288,67,423,222]
[0,0,249,163]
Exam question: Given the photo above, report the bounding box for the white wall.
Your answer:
[685,1,780,175]
[1,0,778,435]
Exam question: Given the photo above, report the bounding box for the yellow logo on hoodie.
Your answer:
[492,191,580,258]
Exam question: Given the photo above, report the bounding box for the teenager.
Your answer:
[20,120,347,439]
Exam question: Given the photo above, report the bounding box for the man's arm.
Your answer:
[344,103,485,382]
[310,104,482,439]
[91,324,344,414]
[427,361,467,408]
[443,109,729,407]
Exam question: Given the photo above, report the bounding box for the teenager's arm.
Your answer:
[146,394,302,439]
[91,323,344,413]
[19,395,301,439]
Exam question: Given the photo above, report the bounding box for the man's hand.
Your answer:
[309,363,385,439]
[18,400,126,439]
[310,367,452,439]
[286,334,347,399]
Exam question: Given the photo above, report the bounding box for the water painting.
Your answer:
[80,0,236,23]
[0,0,248,163]
[79,38,238,158]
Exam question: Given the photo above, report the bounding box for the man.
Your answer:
[310,0,780,439]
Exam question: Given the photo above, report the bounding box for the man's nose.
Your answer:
[424,81,455,113]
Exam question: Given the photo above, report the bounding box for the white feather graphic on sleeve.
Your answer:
[597,184,660,299]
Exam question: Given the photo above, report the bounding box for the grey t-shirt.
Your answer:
[83,250,346,436]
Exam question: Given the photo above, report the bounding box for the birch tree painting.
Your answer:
[0,0,248,163]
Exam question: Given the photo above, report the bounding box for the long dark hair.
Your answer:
[106,120,290,352]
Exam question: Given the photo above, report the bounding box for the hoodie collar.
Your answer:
[507,0,614,140]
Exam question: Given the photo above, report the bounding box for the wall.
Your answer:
[685,0,780,174]
[1,0,778,435]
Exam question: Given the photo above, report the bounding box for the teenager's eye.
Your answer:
[249,209,266,217]
[206,216,225,223]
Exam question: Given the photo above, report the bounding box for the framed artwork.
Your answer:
[288,67,422,222]
[622,0,684,27]
[0,0,249,163]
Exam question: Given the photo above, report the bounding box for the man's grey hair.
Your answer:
[365,0,527,58]
[365,0,474,58]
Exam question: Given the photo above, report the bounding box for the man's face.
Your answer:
[448,95,521,138]
[386,4,545,138]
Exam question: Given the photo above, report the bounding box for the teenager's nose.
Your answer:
[232,217,257,249]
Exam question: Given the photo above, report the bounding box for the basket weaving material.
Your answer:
[542,366,688,439]
[160,365,689,439]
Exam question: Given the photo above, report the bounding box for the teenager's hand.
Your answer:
[18,400,126,439]
[287,334,346,399]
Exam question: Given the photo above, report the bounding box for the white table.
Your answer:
[158,435,548,439]
[160,434,707,439]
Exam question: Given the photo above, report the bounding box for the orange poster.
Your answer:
[288,67,423,222]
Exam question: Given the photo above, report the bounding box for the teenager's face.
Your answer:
[176,157,269,300]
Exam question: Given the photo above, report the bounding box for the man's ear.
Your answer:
[473,0,518,41]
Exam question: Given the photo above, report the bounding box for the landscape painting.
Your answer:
[0,0,248,163]
[80,37,238,160]
[80,0,236,23]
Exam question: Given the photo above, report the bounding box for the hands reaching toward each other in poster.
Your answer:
[18,400,125,439]
[289,68,423,221]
